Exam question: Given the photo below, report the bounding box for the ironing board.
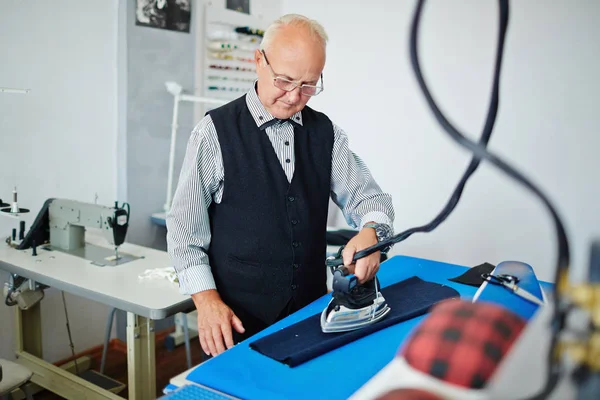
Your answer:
[163,255,553,400]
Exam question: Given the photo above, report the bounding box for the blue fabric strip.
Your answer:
[475,261,545,321]
[249,276,460,367]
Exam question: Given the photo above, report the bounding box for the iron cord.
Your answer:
[332,1,570,398]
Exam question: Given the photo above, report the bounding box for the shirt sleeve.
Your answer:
[330,123,395,235]
[166,115,223,295]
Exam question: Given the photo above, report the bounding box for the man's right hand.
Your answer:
[191,289,245,356]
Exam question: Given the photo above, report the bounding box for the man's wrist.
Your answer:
[362,222,393,253]
[362,221,378,239]
[191,289,220,306]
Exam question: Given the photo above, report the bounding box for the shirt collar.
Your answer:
[246,80,303,129]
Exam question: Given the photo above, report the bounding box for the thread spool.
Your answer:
[1,187,30,215]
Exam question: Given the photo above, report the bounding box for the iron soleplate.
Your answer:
[320,295,391,333]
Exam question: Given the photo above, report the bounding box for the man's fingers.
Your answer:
[355,256,380,283]
[205,328,218,356]
[212,325,226,355]
[342,245,356,267]
[199,331,209,356]
[366,259,378,281]
[231,313,245,334]
[354,260,366,282]
[221,322,235,349]
[345,263,356,275]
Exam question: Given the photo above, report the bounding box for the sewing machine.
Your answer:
[0,195,193,399]
[3,197,137,315]
[8,198,137,267]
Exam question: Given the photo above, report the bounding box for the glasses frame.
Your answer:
[261,50,324,97]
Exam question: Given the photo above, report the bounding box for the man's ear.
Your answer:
[254,49,263,66]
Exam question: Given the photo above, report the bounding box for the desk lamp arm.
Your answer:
[164,81,227,213]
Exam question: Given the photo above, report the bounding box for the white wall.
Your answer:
[281,0,600,283]
[0,0,120,362]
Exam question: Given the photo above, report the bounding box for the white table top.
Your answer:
[0,230,193,319]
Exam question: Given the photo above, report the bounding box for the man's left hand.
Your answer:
[342,226,380,284]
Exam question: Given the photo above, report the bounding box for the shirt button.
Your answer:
[291,219,298,225]
[285,158,290,163]
[285,141,289,146]
[288,196,295,202]
[258,116,263,120]
[295,117,300,121]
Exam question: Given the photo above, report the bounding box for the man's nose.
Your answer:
[286,86,302,103]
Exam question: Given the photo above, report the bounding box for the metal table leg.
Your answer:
[126,312,156,400]
[101,308,118,374]
[14,304,120,399]
[182,312,192,369]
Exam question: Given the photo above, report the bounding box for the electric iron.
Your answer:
[321,248,391,333]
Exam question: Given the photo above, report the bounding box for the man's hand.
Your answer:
[342,225,381,284]
[191,290,245,356]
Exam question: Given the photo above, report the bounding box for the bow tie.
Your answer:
[258,117,301,131]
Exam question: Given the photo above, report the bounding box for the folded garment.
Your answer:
[448,262,495,287]
[138,267,179,284]
[249,276,460,367]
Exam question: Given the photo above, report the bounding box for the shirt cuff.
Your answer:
[360,211,394,233]
[175,264,217,295]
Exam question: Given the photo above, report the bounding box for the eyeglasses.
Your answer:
[261,50,324,96]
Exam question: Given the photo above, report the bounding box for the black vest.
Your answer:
[206,95,335,324]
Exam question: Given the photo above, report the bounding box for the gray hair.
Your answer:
[259,14,328,55]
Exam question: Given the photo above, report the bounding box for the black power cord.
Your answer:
[328,1,570,398]
[326,0,508,266]
[409,2,568,399]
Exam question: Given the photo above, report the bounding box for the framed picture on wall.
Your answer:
[227,0,250,15]
[135,0,192,33]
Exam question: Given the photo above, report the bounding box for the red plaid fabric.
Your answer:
[399,299,526,389]
[376,388,444,400]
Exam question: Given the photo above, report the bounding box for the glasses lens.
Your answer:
[274,77,296,91]
[302,85,322,96]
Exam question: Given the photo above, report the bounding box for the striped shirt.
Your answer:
[166,84,395,295]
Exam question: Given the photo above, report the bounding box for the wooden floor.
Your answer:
[37,332,206,399]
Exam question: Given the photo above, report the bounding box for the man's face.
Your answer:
[255,26,325,119]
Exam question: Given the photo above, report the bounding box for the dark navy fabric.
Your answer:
[249,276,460,367]
[448,262,496,287]
[206,95,335,325]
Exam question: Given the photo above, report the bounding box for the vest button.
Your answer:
[293,263,299,269]
[291,284,298,290]
[288,196,295,202]
[291,219,298,225]
[292,241,299,248]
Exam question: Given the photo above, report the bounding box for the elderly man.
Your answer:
[167,14,395,357]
